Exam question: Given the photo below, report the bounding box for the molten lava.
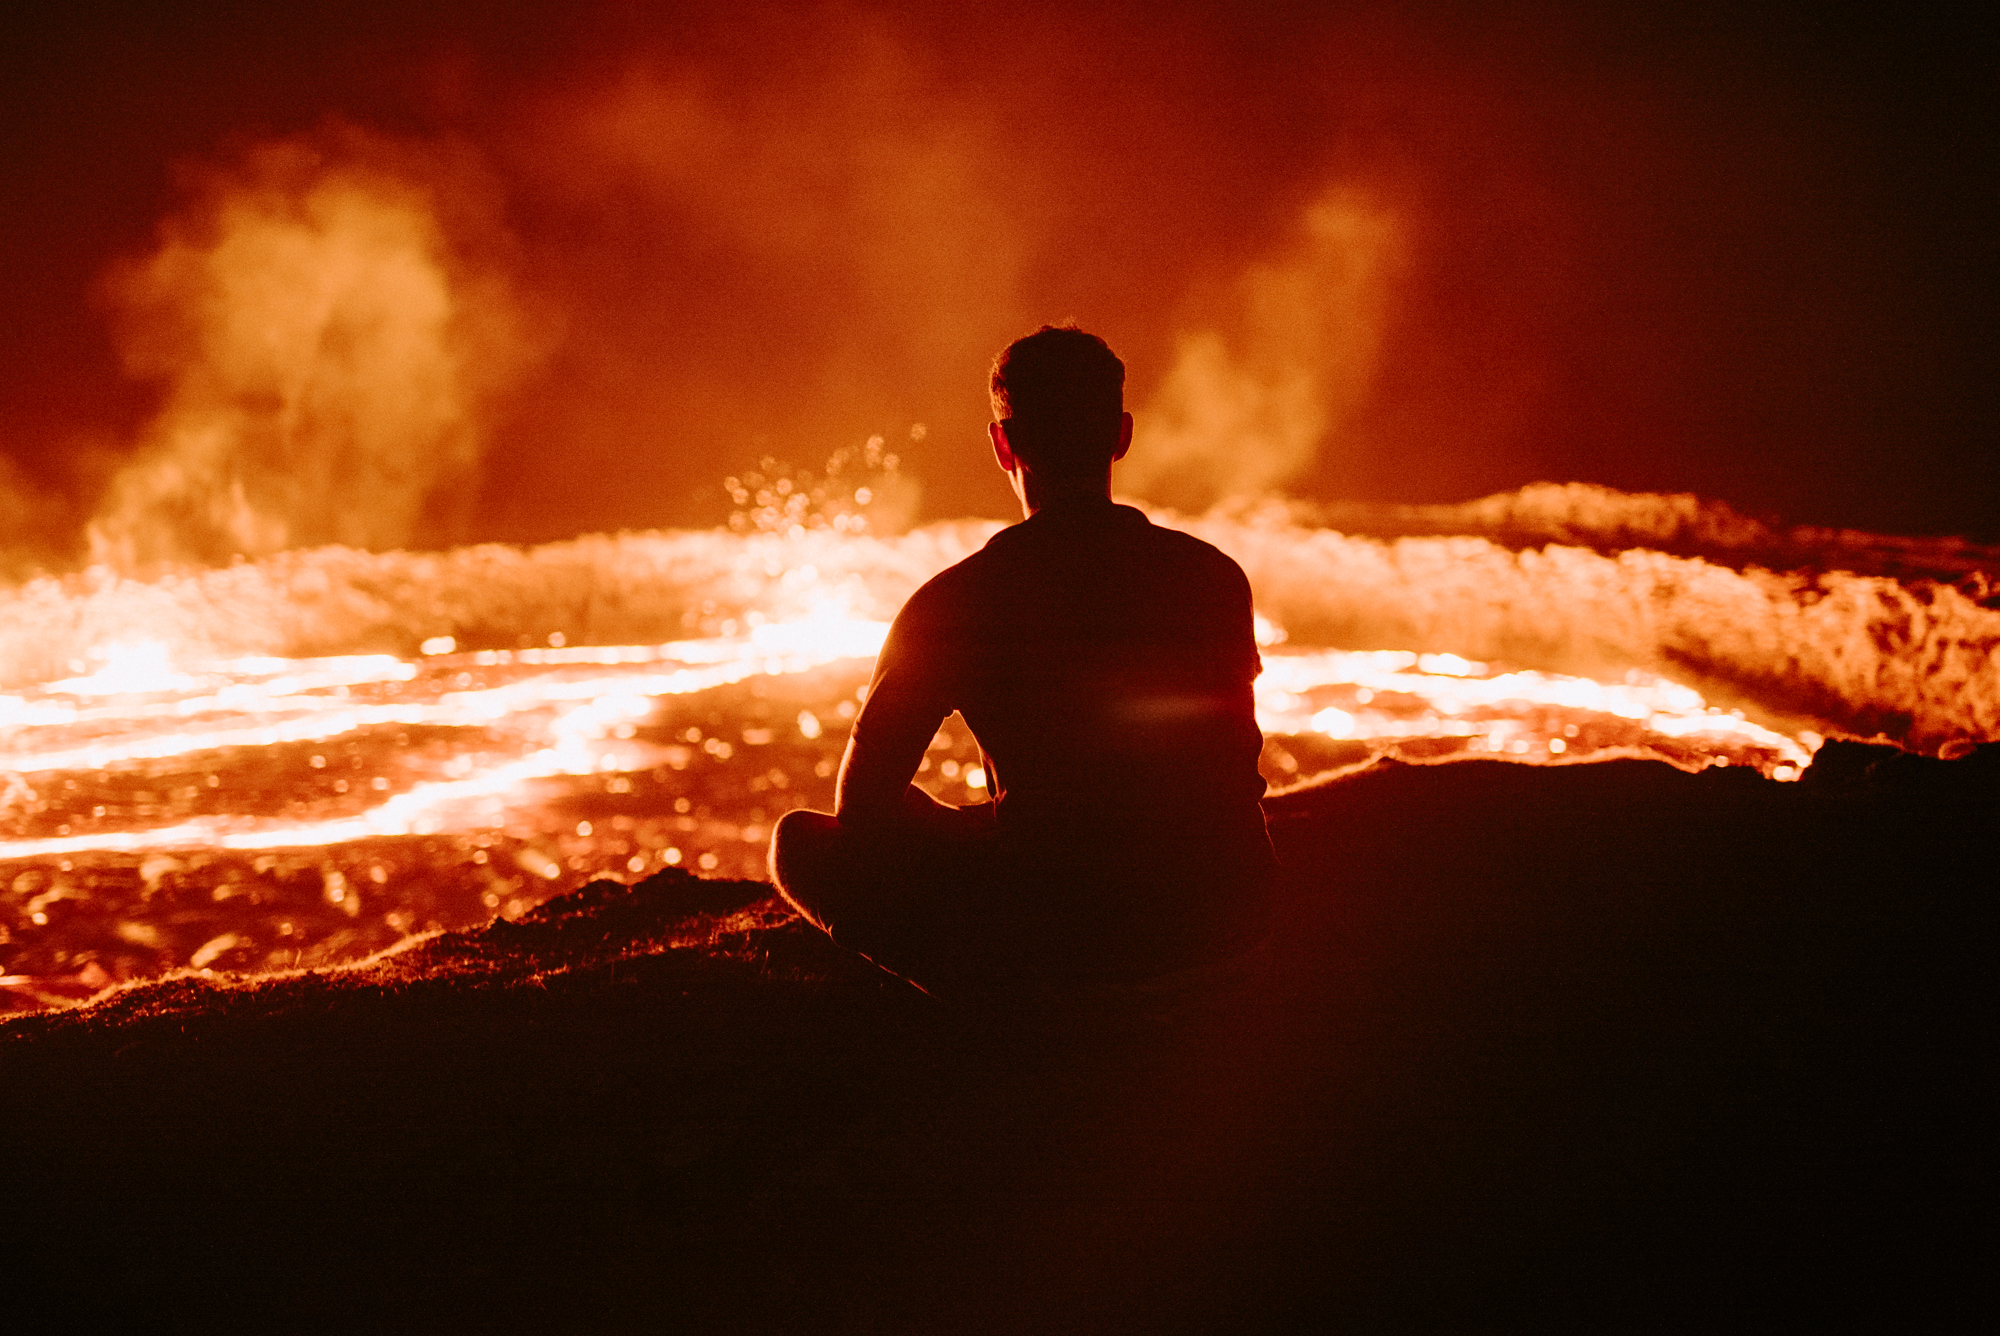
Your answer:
[7,491,1997,1010]
[2,529,1845,1013]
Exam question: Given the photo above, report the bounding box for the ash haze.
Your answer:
[0,0,1992,573]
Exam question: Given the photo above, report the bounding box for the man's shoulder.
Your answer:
[1113,508,1253,596]
[988,503,1241,561]
[892,545,993,629]
[910,504,1249,611]
[1136,511,1245,563]
[910,540,993,595]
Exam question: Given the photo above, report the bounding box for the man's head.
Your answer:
[988,326,1131,489]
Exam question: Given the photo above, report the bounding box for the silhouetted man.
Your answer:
[769,326,1277,992]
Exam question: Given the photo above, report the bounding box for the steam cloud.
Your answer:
[86,126,528,570]
[1120,188,1403,511]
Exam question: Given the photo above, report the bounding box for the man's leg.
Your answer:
[767,789,999,981]
[767,807,846,933]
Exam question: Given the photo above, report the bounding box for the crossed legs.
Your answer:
[768,787,1002,982]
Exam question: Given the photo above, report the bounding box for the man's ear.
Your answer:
[1110,411,1134,463]
[989,420,1018,473]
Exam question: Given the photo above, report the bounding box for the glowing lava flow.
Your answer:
[1253,647,1816,781]
[0,601,1820,1009]
[0,623,892,861]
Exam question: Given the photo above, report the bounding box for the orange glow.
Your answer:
[1254,644,1815,779]
[47,641,203,697]
[1123,187,1405,512]
[86,127,530,569]
[0,4,1990,1034]
[0,512,1987,1009]
[0,620,889,863]
[0,524,1972,847]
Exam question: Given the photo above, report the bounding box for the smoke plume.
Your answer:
[85,125,529,570]
[1119,187,1403,512]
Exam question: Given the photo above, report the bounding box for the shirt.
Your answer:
[842,497,1277,943]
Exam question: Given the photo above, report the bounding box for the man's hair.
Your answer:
[989,325,1125,477]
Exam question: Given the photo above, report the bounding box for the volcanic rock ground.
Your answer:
[2,744,1988,1330]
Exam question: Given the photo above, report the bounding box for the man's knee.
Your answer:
[768,807,839,896]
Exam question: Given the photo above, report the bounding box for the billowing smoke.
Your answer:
[0,3,1990,564]
[1118,187,1404,512]
[85,125,529,570]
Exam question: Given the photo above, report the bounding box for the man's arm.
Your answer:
[834,597,951,833]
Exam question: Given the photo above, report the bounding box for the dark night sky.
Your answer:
[2,1,1993,563]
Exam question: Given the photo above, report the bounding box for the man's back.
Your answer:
[853,497,1275,956]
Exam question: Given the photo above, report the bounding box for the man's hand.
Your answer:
[900,783,991,834]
